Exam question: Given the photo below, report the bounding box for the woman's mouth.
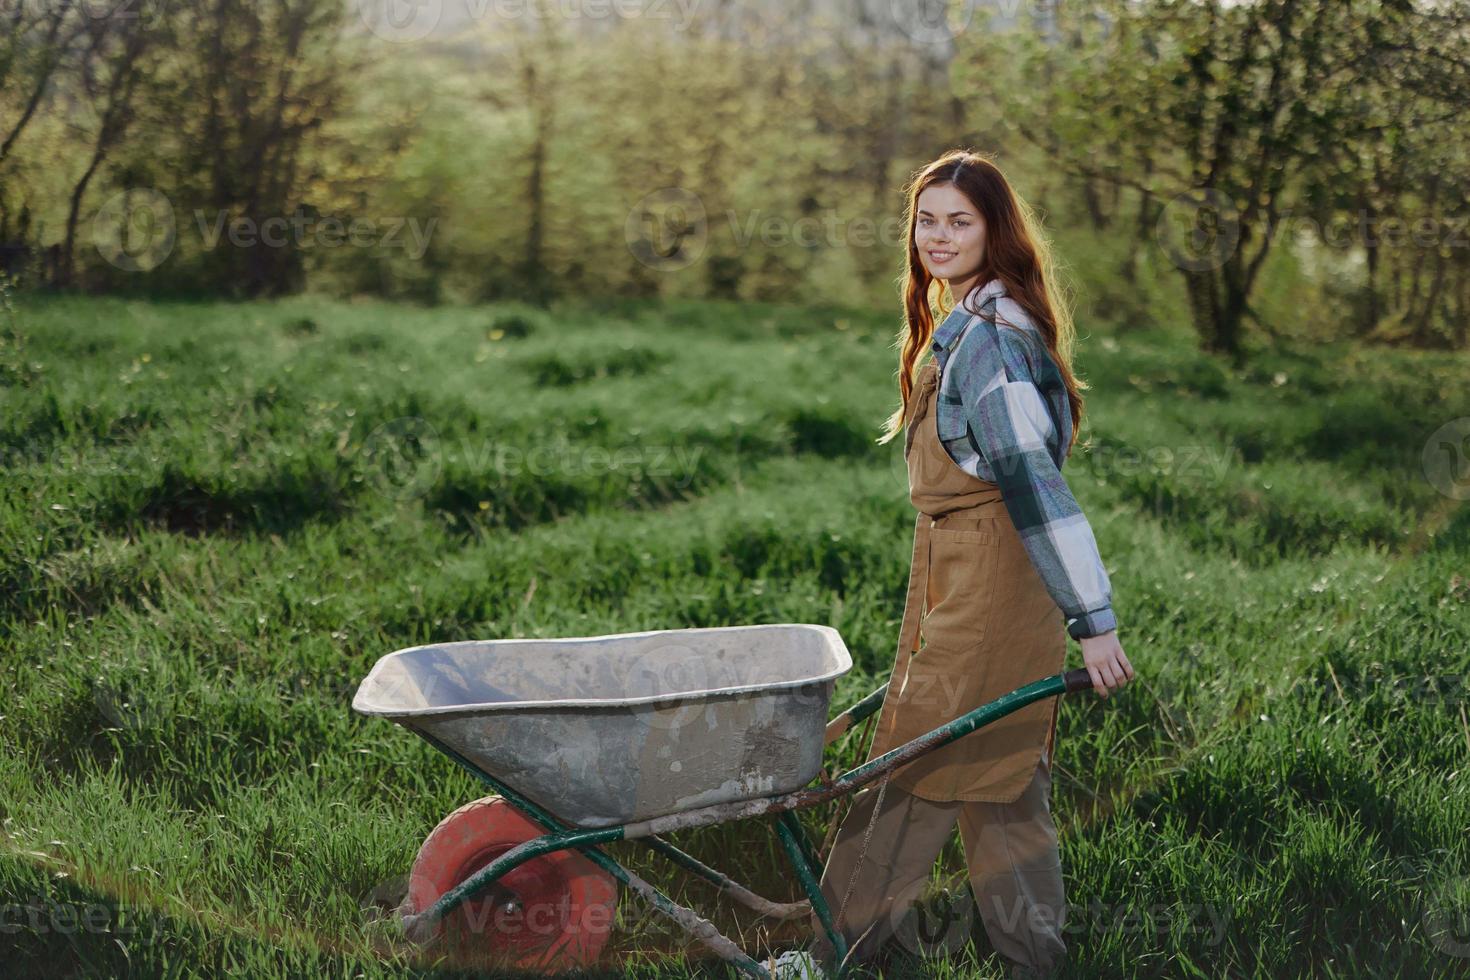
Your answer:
[928,250,957,264]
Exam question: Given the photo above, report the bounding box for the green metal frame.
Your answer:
[404,733,778,978]
[775,810,848,969]
[402,669,1084,979]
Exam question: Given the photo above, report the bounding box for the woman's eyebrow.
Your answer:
[917,208,975,218]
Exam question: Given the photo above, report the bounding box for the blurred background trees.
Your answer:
[2,0,1467,353]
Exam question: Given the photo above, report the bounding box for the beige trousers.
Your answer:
[807,756,1066,976]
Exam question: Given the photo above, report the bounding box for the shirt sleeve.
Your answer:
[948,313,1119,640]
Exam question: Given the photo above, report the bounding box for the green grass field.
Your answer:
[2,292,1469,978]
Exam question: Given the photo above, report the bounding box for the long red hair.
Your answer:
[879,149,1089,455]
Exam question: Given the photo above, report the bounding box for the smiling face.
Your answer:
[914,182,987,299]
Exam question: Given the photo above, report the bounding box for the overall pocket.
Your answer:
[934,397,970,443]
[921,523,1001,653]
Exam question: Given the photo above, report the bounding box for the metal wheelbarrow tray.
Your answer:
[351,624,851,828]
[353,623,1099,979]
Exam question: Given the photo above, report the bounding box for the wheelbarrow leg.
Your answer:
[780,810,824,877]
[643,835,812,920]
[775,810,850,976]
[614,860,775,978]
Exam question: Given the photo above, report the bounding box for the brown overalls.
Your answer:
[806,357,1068,973]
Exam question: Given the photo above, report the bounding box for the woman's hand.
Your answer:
[1079,630,1134,698]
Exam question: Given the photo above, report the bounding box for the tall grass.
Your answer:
[1,292,1467,978]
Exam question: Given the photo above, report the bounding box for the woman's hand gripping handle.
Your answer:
[1073,629,1135,698]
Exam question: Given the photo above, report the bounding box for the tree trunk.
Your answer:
[1361,198,1380,336]
[59,149,105,288]
[1183,268,1219,350]
[1218,279,1248,362]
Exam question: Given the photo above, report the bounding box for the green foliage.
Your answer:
[6,2,1468,356]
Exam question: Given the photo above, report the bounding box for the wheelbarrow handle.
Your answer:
[825,668,1101,746]
[1062,667,1096,694]
[822,683,890,745]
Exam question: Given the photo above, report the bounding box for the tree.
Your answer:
[982,0,1440,357]
[0,0,87,169]
[147,0,354,296]
[58,2,161,287]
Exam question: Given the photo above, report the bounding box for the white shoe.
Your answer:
[767,948,829,979]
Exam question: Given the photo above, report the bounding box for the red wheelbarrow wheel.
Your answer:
[405,795,618,972]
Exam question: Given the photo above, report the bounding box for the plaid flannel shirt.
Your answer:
[927,277,1118,640]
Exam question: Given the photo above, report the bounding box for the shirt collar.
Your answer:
[930,277,1007,354]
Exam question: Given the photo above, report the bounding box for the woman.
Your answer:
[770,150,1133,979]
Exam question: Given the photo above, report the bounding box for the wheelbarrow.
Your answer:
[351,623,1098,978]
